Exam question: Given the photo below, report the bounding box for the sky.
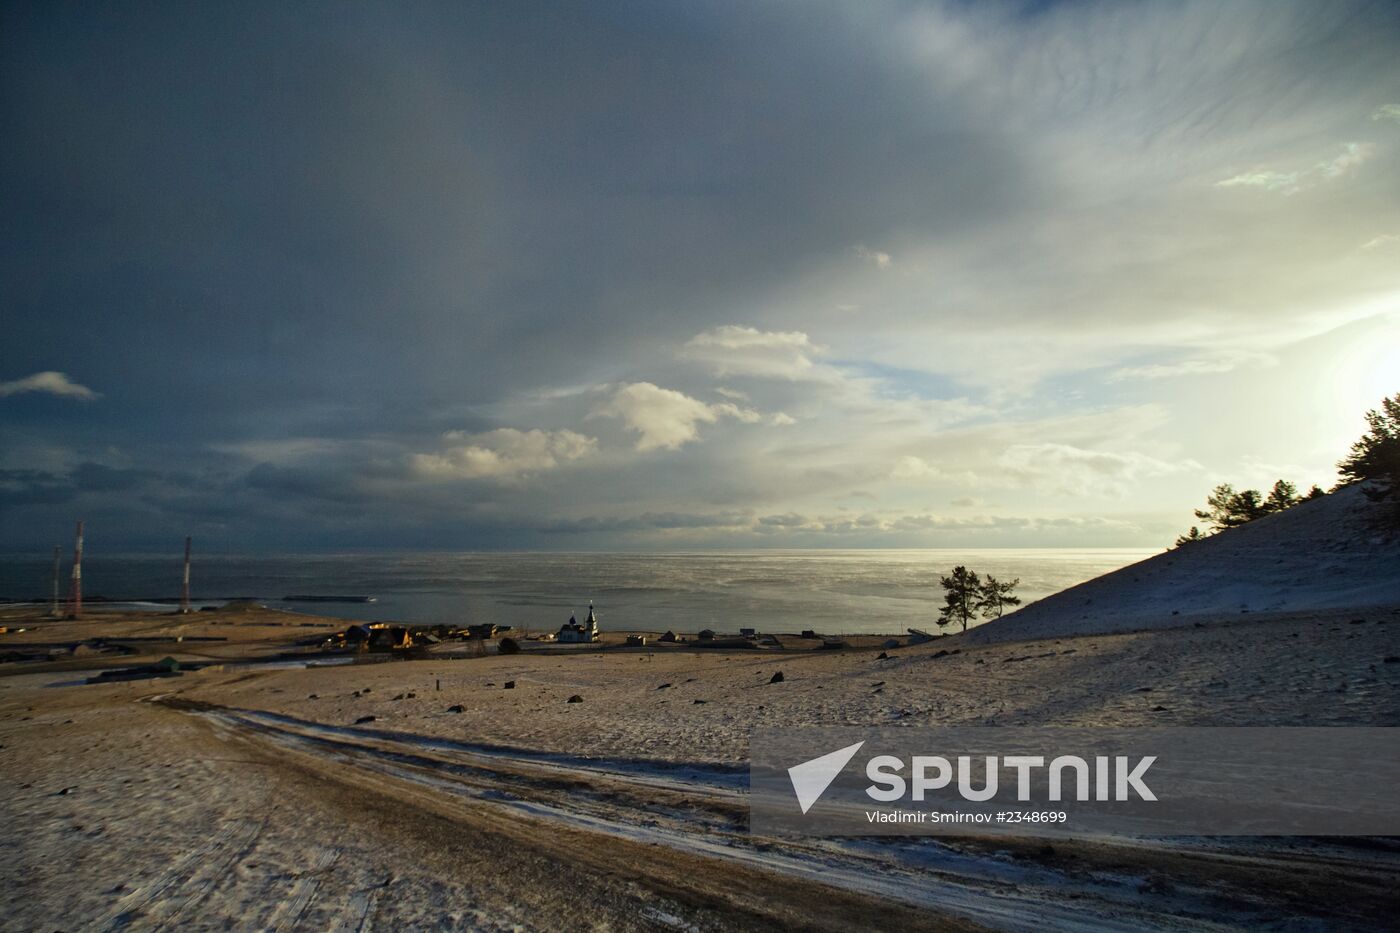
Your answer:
[2,0,1399,552]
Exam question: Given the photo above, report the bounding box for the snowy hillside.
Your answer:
[968,483,1400,644]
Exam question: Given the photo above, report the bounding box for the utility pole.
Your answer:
[49,546,61,617]
[67,520,83,620]
[180,536,192,614]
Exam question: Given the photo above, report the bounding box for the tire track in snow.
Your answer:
[266,845,341,932]
[183,703,1248,932]
[144,819,266,930]
[89,819,261,932]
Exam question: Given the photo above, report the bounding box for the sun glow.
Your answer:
[1324,313,1400,419]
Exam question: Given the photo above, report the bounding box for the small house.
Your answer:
[343,624,372,644]
[367,624,414,650]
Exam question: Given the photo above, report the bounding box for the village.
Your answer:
[0,593,936,688]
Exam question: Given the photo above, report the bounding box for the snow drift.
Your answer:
[968,483,1400,644]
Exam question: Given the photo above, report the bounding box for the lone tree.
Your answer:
[978,575,1021,620]
[937,565,981,633]
[1338,392,1400,502]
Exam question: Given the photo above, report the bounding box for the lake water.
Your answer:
[0,549,1158,635]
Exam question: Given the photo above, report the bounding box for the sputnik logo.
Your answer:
[788,741,865,814]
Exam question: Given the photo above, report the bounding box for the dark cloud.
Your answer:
[3,1,1397,549]
[1,1,1022,421]
[0,469,74,508]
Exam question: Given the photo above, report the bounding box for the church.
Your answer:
[557,604,599,643]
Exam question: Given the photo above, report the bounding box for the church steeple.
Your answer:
[557,606,597,643]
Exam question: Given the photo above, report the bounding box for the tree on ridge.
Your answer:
[978,575,1021,620]
[937,565,981,633]
[1338,393,1400,498]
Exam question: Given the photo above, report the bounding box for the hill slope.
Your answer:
[968,483,1400,644]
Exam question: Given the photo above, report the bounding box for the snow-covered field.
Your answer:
[3,489,1399,930]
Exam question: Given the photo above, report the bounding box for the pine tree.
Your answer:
[1264,479,1300,513]
[978,575,1021,620]
[1178,477,1305,547]
[937,566,981,633]
[1338,393,1400,503]
[1194,483,1268,532]
[1174,526,1207,547]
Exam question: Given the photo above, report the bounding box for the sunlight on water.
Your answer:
[0,549,1158,635]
